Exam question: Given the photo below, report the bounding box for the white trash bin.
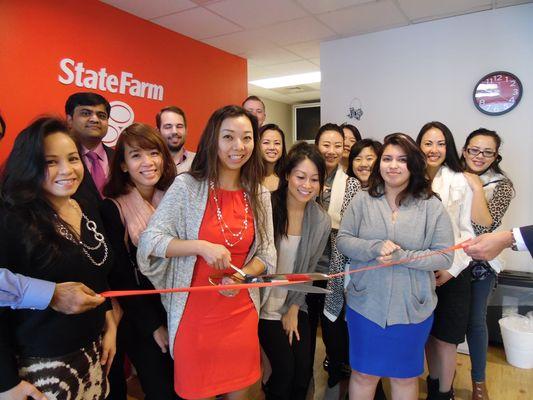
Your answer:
[499,314,533,369]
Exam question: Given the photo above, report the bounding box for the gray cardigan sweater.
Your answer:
[262,200,331,315]
[336,191,454,327]
[137,174,276,356]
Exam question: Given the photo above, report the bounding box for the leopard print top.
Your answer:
[324,177,362,320]
[472,179,514,235]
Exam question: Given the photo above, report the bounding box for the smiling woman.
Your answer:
[137,105,276,400]
[416,121,475,398]
[337,133,454,400]
[309,123,356,396]
[260,142,330,400]
[459,128,515,399]
[0,117,115,399]
[100,123,177,399]
[259,124,288,192]
[41,132,85,201]
[347,139,382,189]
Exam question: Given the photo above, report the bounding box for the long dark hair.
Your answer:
[189,105,267,242]
[368,133,434,205]
[259,123,288,178]
[271,142,326,241]
[104,122,176,198]
[416,121,463,173]
[0,117,78,266]
[314,123,344,145]
[347,139,382,178]
[340,123,362,142]
[460,128,511,179]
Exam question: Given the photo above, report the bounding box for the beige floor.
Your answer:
[127,336,533,399]
[311,339,533,400]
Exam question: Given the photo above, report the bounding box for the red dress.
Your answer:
[173,189,260,399]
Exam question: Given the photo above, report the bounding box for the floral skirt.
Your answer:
[18,338,108,400]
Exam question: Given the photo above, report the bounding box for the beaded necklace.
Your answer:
[209,180,249,248]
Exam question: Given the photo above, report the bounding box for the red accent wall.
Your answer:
[0,0,247,161]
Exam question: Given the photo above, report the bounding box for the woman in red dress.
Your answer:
[138,105,276,400]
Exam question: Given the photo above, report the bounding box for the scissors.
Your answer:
[225,264,331,294]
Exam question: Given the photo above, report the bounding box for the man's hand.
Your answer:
[50,282,105,314]
[0,380,47,400]
[464,231,513,261]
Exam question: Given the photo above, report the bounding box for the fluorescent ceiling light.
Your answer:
[249,71,320,89]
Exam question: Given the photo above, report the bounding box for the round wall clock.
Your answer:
[473,71,522,116]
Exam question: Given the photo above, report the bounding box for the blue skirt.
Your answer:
[346,307,433,378]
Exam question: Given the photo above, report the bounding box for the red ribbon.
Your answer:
[100,242,468,298]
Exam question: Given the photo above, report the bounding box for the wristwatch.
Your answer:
[510,230,518,251]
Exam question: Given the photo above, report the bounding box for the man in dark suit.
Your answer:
[66,92,114,205]
[465,225,533,260]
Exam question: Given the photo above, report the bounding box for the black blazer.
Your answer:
[520,225,533,257]
[74,145,115,207]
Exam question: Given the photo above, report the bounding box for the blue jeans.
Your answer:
[466,274,496,382]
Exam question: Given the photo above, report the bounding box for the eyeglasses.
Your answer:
[466,148,496,158]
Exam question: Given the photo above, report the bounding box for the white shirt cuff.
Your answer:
[513,227,528,252]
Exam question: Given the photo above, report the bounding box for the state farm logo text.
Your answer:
[58,58,164,101]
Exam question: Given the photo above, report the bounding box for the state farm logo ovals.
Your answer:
[103,101,134,147]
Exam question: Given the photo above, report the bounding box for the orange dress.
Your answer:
[173,188,260,399]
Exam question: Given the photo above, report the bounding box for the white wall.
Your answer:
[321,4,533,271]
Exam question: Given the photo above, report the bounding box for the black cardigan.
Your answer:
[0,203,113,391]
[100,199,166,337]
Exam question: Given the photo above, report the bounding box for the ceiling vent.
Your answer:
[273,85,314,95]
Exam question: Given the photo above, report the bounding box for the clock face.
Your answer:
[473,71,522,116]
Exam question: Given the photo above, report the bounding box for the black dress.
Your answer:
[0,202,113,399]
[100,199,178,400]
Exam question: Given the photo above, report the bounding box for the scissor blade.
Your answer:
[261,272,330,282]
[276,283,331,294]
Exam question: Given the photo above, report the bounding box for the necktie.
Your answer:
[86,151,106,198]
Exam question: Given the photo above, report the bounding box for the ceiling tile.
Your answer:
[265,60,320,76]
[206,0,309,29]
[203,30,273,55]
[397,0,492,21]
[284,41,321,59]
[151,7,242,39]
[317,0,408,36]
[247,64,278,80]
[254,17,337,46]
[101,0,196,19]
[248,85,296,104]
[243,47,303,66]
[273,84,318,95]
[296,0,375,14]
